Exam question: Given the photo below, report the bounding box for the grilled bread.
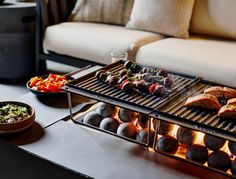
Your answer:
[223,87,236,99]
[185,94,221,110]
[203,86,224,98]
[218,105,236,119]
[227,98,236,105]
[204,86,236,99]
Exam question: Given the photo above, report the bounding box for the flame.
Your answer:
[170,124,179,137]
[194,131,204,145]
[134,118,143,130]
[150,118,155,131]
[148,147,155,152]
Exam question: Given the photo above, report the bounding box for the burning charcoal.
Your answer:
[124,60,133,69]
[177,127,196,146]
[136,128,155,146]
[120,81,134,94]
[83,111,103,127]
[207,150,231,172]
[99,117,120,133]
[164,77,174,88]
[118,108,137,122]
[117,123,137,139]
[153,120,173,135]
[228,141,236,155]
[157,135,179,154]
[231,160,236,175]
[185,144,208,164]
[119,69,128,77]
[137,114,149,128]
[96,102,117,118]
[203,134,226,151]
[157,69,168,77]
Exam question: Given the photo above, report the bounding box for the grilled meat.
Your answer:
[204,86,236,99]
[185,94,221,110]
[227,98,236,105]
[204,86,224,98]
[218,105,236,119]
[223,87,236,99]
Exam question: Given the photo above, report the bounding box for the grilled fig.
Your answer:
[107,75,119,86]
[157,69,168,77]
[135,80,149,93]
[152,85,166,97]
[120,81,134,94]
[124,60,133,69]
[130,63,142,73]
[119,69,128,77]
[164,77,174,88]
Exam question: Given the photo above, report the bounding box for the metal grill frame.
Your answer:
[62,61,236,177]
[63,60,200,115]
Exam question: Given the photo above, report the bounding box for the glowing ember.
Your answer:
[170,124,179,137]
[195,132,204,145]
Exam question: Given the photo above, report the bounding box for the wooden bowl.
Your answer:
[0,101,35,134]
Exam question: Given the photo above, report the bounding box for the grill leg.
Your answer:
[153,119,160,149]
[67,91,75,121]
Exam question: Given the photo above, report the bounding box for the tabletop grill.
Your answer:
[62,60,236,178]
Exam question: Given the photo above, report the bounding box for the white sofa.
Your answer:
[43,0,236,87]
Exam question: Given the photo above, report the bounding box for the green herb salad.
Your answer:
[0,104,30,124]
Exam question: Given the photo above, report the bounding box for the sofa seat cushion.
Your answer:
[43,22,164,64]
[136,36,236,87]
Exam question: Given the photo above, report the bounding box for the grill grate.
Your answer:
[63,60,236,142]
[64,60,199,114]
[152,82,236,142]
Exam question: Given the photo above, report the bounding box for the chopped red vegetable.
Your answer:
[29,73,69,93]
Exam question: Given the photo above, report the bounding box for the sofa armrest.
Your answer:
[128,35,165,61]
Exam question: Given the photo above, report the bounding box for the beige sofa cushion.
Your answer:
[126,0,195,38]
[43,22,164,64]
[190,0,236,40]
[70,0,134,25]
[136,36,236,87]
